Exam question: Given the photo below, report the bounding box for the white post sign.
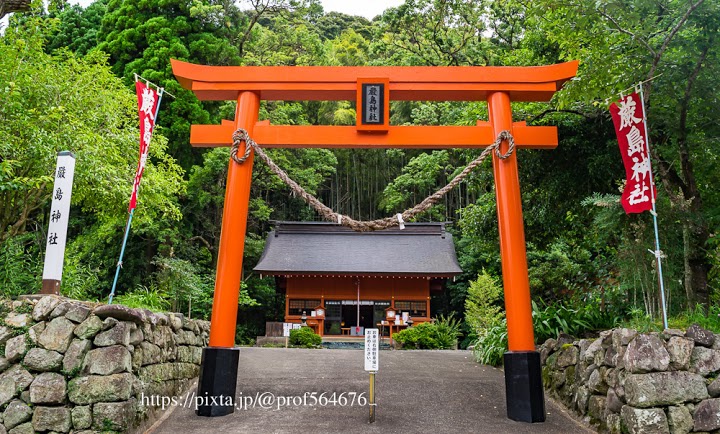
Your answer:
[364,328,379,371]
[41,151,76,294]
[283,322,292,337]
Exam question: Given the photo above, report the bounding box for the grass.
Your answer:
[619,305,720,333]
[14,302,33,315]
[261,343,286,348]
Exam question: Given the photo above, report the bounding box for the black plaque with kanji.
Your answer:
[361,83,385,125]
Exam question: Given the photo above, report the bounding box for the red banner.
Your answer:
[609,92,655,214]
[129,81,159,212]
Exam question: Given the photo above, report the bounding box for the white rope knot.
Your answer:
[231,128,253,164]
[337,214,343,225]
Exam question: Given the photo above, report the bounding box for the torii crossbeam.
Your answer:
[172,59,579,422]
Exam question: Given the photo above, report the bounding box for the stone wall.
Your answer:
[0,296,209,433]
[540,325,720,433]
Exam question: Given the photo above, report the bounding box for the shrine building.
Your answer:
[254,221,462,336]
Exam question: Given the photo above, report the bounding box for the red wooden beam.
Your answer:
[190,120,557,150]
[172,59,579,102]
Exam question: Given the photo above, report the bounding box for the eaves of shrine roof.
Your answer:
[253,221,462,277]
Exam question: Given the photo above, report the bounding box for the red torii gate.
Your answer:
[172,59,578,422]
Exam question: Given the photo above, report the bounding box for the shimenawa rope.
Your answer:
[230,129,515,232]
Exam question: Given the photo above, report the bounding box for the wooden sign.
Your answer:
[356,78,389,132]
[41,151,76,294]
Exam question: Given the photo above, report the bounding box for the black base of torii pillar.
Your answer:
[196,347,240,417]
[504,351,545,422]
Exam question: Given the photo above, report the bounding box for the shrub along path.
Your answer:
[150,347,593,433]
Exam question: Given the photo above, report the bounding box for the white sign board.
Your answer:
[364,328,379,371]
[42,152,76,282]
[283,322,292,337]
[292,324,302,330]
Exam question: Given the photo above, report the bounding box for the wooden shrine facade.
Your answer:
[254,222,461,336]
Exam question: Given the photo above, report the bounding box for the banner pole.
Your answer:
[109,86,164,304]
[638,84,668,330]
[109,208,134,304]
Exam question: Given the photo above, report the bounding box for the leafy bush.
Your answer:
[289,326,321,348]
[235,324,258,346]
[668,305,720,333]
[434,314,462,348]
[0,233,43,298]
[113,285,170,312]
[532,300,621,343]
[394,315,461,349]
[459,327,478,350]
[465,270,504,332]
[62,261,104,302]
[616,306,654,332]
[465,271,507,364]
[621,305,720,334]
[153,255,225,320]
[393,323,437,348]
[473,319,508,366]
[527,240,591,302]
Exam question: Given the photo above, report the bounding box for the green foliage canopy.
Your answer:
[0,21,185,298]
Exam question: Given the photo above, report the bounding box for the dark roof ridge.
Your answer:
[254,220,462,276]
[272,221,451,236]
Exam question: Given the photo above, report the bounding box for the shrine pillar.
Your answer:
[196,91,260,417]
[488,92,545,422]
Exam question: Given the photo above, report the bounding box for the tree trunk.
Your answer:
[688,219,710,307]
[683,223,692,304]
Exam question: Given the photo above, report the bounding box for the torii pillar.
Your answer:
[173,60,578,422]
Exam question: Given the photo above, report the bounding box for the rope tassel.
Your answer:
[396,213,405,230]
[230,128,515,231]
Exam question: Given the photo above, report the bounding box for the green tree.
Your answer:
[45,0,107,55]
[530,0,719,308]
[0,21,185,297]
[97,0,243,168]
[235,0,318,56]
[370,0,490,66]
[327,28,368,66]
[0,22,179,242]
[315,11,371,40]
[242,15,327,65]
[465,270,504,333]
